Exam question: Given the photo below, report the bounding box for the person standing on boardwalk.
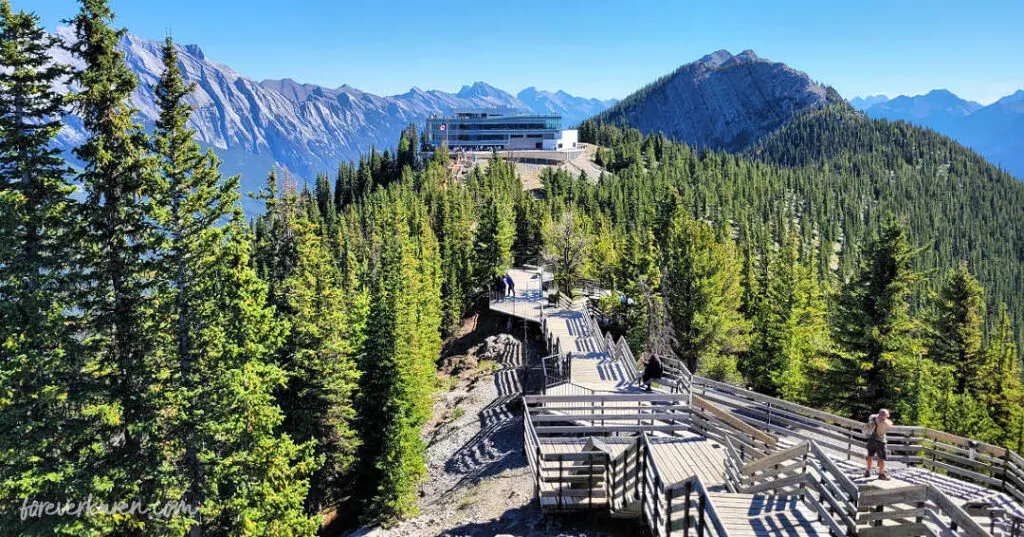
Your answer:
[863,408,893,480]
[505,274,515,297]
[640,354,664,392]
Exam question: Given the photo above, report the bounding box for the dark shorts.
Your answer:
[866,438,887,460]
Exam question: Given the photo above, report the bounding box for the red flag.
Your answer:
[439,124,447,131]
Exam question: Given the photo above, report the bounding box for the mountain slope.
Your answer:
[749,104,1024,341]
[862,89,982,134]
[590,49,831,152]
[860,89,1024,179]
[51,29,615,197]
[516,87,617,127]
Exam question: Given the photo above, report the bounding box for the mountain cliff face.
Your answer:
[590,50,831,152]
[855,89,1024,179]
[51,28,614,195]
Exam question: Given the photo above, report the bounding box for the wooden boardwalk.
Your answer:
[499,267,1023,537]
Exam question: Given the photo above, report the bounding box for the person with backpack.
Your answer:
[640,354,664,392]
[505,273,515,297]
[863,408,893,480]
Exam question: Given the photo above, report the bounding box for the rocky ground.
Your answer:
[346,313,637,537]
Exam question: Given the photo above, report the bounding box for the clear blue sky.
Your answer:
[31,0,1024,104]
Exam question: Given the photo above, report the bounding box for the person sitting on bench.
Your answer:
[640,354,664,391]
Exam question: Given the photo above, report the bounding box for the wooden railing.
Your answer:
[725,439,859,537]
[857,483,990,537]
[725,438,1000,537]
[540,352,571,391]
[523,406,610,509]
[686,374,1024,511]
[640,433,731,537]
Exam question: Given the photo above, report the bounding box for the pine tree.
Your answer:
[980,304,1023,448]
[475,181,516,285]
[929,264,986,394]
[190,218,318,535]
[0,2,80,531]
[830,215,926,419]
[65,1,171,531]
[151,36,315,535]
[278,213,361,513]
[662,212,747,379]
[356,199,440,522]
[543,207,593,293]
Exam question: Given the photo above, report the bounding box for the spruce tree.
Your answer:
[662,212,747,379]
[830,215,926,419]
[929,264,986,393]
[66,1,171,531]
[151,36,315,534]
[278,213,361,513]
[475,182,516,285]
[356,199,440,522]
[0,2,79,531]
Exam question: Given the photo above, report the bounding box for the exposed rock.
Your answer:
[591,49,830,152]
[49,28,616,200]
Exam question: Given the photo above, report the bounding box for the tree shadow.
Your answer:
[433,499,640,537]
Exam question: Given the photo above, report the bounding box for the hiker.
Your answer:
[505,274,515,297]
[640,354,664,392]
[863,408,893,480]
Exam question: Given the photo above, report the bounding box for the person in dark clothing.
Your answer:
[641,355,664,391]
[496,276,506,299]
[505,274,515,297]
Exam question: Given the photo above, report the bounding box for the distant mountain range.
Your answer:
[50,27,617,202]
[850,89,1024,179]
[591,49,833,152]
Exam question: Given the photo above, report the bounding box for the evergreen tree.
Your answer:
[929,264,986,393]
[0,2,80,531]
[65,1,171,531]
[662,212,747,379]
[356,199,440,522]
[543,207,593,294]
[830,215,926,419]
[278,213,361,514]
[189,218,318,536]
[475,179,515,285]
[151,36,315,535]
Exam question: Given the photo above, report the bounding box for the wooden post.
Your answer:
[873,505,883,527]
[683,480,692,537]
[666,485,673,537]
[698,492,706,537]
[587,453,594,507]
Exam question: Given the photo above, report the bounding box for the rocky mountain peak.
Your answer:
[593,50,829,152]
[182,43,205,60]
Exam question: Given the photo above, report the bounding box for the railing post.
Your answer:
[587,453,594,507]
[639,441,647,515]
[683,480,692,537]
[666,483,673,537]
[698,491,706,537]
[653,475,662,534]
[873,505,883,527]
[558,458,564,510]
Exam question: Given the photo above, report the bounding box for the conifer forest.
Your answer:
[2,1,1024,535]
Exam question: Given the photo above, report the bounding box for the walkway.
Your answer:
[496,267,1023,537]
[489,267,634,393]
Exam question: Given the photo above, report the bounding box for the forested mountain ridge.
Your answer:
[47,27,614,197]
[748,103,1024,344]
[590,49,832,152]
[852,89,1024,179]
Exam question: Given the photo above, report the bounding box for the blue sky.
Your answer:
[31,0,1024,104]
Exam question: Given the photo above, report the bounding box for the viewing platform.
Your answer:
[488,266,1024,537]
